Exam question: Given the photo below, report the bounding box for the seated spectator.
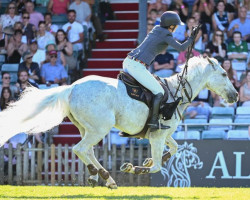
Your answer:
[212,59,240,106]
[172,24,186,43]
[44,13,59,36]
[223,58,240,89]
[185,89,212,118]
[147,18,155,33]
[37,21,55,50]
[41,50,68,86]
[192,0,214,33]
[239,70,250,106]
[205,30,227,63]
[47,0,70,16]
[10,22,28,44]
[154,10,164,26]
[69,0,91,24]
[21,11,36,44]
[171,8,186,43]
[16,69,38,95]
[0,87,15,111]
[152,50,174,78]
[45,42,66,66]
[214,0,236,20]
[24,39,46,68]
[18,51,40,84]
[168,0,188,23]
[25,1,44,30]
[56,29,76,70]
[212,1,232,33]
[0,72,18,99]
[192,11,208,49]
[69,0,95,47]
[148,9,158,24]
[16,0,26,15]
[227,31,248,61]
[7,29,28,63]
[62,10,84,61]
[175,49,200,73]
[147,0,170,16]
[0,23,8,51]
[227,6,250,42]
[0,2,21,29]
[185,17,203,53]
[88,0,107,42]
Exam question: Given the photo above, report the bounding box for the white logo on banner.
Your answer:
[161,142,203,187]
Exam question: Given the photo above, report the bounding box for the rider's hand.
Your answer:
[190,26,198,38]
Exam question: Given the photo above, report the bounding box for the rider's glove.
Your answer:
[190,26,199,39]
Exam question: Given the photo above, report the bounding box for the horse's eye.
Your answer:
[222,73,227,77]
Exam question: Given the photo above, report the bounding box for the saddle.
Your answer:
[117,71,172,139]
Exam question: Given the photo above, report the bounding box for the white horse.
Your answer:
[0,56,238,189]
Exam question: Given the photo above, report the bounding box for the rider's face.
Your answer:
[169,25,178,33]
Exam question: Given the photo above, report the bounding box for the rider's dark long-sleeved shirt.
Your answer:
[128,25,194,66]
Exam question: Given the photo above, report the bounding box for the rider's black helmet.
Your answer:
[160,11,185,28]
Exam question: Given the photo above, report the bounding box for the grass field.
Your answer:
[0,186,250,200]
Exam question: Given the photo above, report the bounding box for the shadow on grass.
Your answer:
[0,194,213,199]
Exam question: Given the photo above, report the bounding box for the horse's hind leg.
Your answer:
[87,147,117,189]
[68,113,100,187]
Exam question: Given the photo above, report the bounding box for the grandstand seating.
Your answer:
[227,130,249,140]
[209,118,233,131]
[236,106,250,118]
[34,6,47,15]
[211,107,235,119]
[51,15,68,27]
[174,131,200,140]
[202,130,226,140]
[184,118,207,131]
[234,118,250,130]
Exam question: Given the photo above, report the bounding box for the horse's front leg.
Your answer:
[143,135,178,167]
[120,132,166,174]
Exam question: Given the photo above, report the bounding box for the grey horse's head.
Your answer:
[205,57,238,103]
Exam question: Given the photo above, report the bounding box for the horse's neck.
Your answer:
[168,64,209,114]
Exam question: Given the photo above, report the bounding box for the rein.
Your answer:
[173,24,202,104]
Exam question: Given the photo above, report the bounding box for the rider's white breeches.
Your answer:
[123,57,164,95]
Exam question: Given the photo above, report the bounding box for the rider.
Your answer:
[123,11,198,132]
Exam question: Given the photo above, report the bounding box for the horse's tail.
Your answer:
[0,85,74,146]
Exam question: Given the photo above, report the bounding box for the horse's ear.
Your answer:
[207,57,216,70]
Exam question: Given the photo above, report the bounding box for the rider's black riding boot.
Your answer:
[148,93,170,132]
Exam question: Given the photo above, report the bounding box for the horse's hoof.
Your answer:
[143,158,153,167]
[120,162,133,173]
[87,178,98,188]
[134,166,150,175]
[106,183,118,189]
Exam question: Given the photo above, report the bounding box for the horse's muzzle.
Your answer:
[227,91,239,103]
